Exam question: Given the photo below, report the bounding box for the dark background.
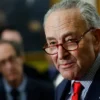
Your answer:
[0,0,49,52]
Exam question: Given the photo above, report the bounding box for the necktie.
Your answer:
[72,82,82,100]
[10,88,19,100]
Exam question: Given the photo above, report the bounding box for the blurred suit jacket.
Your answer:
[55,68,100,100]
[0,77,54,100]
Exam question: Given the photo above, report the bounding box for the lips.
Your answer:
[59,61,76,69]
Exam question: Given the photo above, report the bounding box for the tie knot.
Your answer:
[73,82,82,94]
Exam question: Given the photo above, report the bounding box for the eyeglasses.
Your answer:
[0,55,17,67]
[43,27,95,55]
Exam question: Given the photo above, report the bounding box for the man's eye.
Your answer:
[65,39,77,45]
[48,42,56,46]
[66,39,75,43]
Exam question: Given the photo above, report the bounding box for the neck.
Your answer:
[8,75,23,88]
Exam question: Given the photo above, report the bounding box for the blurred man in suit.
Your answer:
[0,40,54,100]
[0,26,45,80]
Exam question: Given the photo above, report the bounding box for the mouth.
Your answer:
[59,62,76,70]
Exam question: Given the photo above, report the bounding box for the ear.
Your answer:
[22,55,25,63]
[93,28,100,51]
[94,28,100,41]
[19,55,25,64]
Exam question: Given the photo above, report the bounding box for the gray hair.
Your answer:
[44,0,100,28]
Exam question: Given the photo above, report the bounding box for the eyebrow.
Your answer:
[62,32,74,38]
[46,37,56,41]
[46,31,78,41]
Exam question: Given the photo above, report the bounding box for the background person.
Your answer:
[0,40,54,100]
[0,26,47,80]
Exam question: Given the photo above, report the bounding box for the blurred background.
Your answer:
[0,0,99,75]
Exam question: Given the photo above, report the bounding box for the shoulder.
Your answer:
[55,79,70,100]
[56,79,68,92]
[0,78,5,92]
[27,77,55,99]
[27,77,54,89]
[0,78,3,87]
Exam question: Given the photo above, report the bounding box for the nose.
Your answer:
[57,45,69,59]
[5,61,12,69]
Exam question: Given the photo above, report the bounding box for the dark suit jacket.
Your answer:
[56,68,100,100]
[0,77,54,100]
[23,64,43,79]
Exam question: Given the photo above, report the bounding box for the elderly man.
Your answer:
[43,0,100,100]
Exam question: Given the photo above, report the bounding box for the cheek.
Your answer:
[70,49,85,68]
[14,64,23,74]
[1,68,10,78]
[70,50,79,61]
[1,67,8,74]
[51,55,58,69]
[71,43,95,70]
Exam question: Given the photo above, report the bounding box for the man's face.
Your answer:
[44,8,99,80]
[0,43,23,82]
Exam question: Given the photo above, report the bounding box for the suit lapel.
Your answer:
[85,68,100,100]
[0,79,6,100]
[56,79,71,100]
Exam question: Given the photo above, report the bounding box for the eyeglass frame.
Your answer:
[43,27,95,55]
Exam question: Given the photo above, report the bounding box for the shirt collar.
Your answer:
[3,75,27,93]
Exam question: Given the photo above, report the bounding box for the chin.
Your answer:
[61,71,77,80]
[63,72,82,80]
[63,76,75,80]
[7,75,18,82]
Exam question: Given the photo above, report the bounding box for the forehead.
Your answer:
[2,30,22,43]
[0,43,16,60]
[44,8,87,40]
